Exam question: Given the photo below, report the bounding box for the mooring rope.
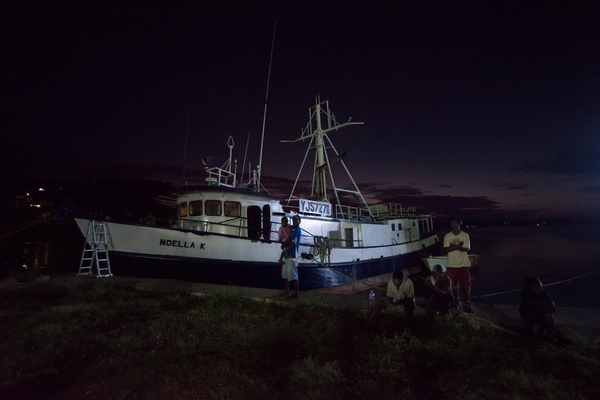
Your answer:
[478,269,599,298]
[307,235,387,292]
[306,231,599,298]
[312,236,331,265]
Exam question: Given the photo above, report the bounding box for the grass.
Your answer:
[0,280,599,400]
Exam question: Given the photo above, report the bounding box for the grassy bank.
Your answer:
[0,280,599,400]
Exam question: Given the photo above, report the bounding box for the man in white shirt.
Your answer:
[368,270,416,323]
[443,216,474,313]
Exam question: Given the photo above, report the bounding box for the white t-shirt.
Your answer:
[386,277,415,301]
[443,230,471,269]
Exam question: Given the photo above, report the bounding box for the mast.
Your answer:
[182,110,190,185]
[314,94,326,199]
[257,19,277,192]
[283,96,374,219]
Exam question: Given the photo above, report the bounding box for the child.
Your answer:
[277,217,292,264]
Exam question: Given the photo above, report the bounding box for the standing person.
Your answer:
[368,270,415,323]
[277,217,292,264]
[282,215,301,299]
[519,275,556,338]
[422,264,453,315]
[443,216,475,314]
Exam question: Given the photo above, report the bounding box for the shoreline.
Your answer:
[3,274,599,332]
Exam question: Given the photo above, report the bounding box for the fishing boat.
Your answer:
[74,95,440,289]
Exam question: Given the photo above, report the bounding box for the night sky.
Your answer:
[3,1,600,222]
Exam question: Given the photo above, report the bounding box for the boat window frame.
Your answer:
[205,200,222,216]
[189,200,203,216]
[179,202,188,218]
[224,201,241,217]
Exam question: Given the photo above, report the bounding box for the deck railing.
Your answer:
[368,203,416,218]
[334,204,372,221]
[205,166,236,188]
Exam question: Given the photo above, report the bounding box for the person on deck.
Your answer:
[422,264,453,316]
[443,216,475,314]
[519,275,556,338]
[282,215,301,299]
[368,270,415,323]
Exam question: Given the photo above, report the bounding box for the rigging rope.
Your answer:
[478,269,598,298]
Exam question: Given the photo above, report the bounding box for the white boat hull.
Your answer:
[75,217,440,289]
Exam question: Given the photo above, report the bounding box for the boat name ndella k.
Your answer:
[74,95,440,289]
[159,239,205,249]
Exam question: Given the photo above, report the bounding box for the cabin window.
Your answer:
[205,200,222,216]
[189,200,203,216]
[179,202,188,218]
[391,224,395,231]
[412,222,416,226]
[224,201,241,217]
[398,223,402,231]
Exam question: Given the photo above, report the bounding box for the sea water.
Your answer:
[466,221,600,309]
[0,221,83,279]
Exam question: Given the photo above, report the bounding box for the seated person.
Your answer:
[519,275,556,337]
[422,264,453,315]
[368,270,415,323]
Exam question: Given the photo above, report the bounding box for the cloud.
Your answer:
[351,182,504,218]
[492,182,530,190]
[348,182,558,222]
[518,193,541,197]
[357,183,425,198]
[510,149,600,176]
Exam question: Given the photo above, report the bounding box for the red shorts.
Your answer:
[446,267,471,292]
